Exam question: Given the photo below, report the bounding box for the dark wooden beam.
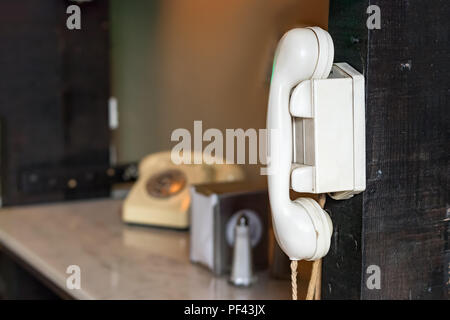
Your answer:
[324,0,449,299]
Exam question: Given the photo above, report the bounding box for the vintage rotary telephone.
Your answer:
[123,151,244,229]
[267,27,366,264]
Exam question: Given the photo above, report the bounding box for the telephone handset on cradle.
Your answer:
[267,27,365,261]
[122,151,244,229]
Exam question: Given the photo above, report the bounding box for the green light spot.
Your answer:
[270,58,276,83]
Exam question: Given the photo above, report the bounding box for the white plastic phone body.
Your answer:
[267,27,365,261]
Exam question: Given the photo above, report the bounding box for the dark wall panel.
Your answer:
[325,0,449,299]
[0,0,110,205]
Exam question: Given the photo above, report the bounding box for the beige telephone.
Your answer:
[122,151,245,229]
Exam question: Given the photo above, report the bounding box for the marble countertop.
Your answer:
[0,199,289,299]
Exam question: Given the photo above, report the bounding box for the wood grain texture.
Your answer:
[322,195,363,299]
[361,0,449,299]
[325,0,449,299]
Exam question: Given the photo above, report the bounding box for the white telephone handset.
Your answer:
[267,27,334,261]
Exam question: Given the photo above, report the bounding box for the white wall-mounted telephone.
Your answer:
[267,27,365,261]
[123,151,244,229]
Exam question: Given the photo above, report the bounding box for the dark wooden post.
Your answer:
[323,0,449,299]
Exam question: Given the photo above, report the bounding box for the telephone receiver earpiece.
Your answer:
[267,27,334,261]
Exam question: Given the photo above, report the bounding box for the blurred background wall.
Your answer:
[110,0,329,176]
